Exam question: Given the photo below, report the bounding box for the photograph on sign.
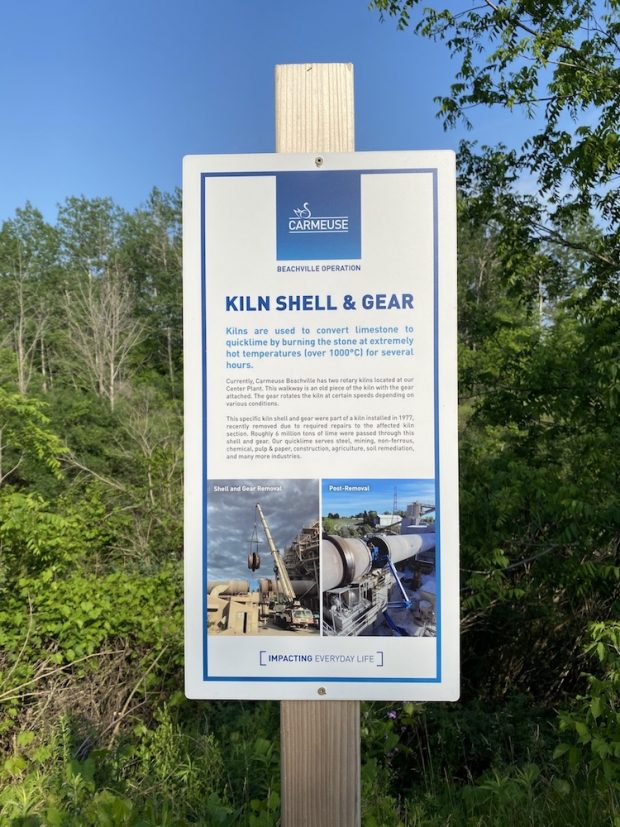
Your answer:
[184,150,459,700]
[321,478,436,638]
[205,478,319,637]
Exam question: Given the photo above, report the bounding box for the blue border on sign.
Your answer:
[200,168,441,684]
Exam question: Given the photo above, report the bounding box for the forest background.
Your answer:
[1,1,619,825]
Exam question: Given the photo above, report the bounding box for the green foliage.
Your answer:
[0,389,65,486]
[371,1,620,223]
[118,189,182,397]
[556,622,620,784]
[0,139,617,821]
[361,696,556,794]
[322,517,336,534]
[0,492,86,577]
[126,705,228,824]
[458,763,618,826]
[358,700,620,825]
[0,709,231,826]
[57,196,125,279]
[366,5,620,801]
[0,564,182,734]
[0,206,63,397]
[0,700,285,826]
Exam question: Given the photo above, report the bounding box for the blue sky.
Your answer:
[323,478,435,517]
[0,0,540,225]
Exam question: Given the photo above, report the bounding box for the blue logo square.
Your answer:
[276,171,361,260]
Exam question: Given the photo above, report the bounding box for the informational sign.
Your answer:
[184,151,459,700]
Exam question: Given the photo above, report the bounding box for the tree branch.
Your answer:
[62,450,127,492]
[482,0,597,64]
[531,221,618,267]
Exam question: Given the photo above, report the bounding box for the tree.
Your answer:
[455,168,619,698]
[371,0,620,292]
[113,388,183,561]
[54,196,143,410]
[57,196,124,279]
[371,2,620,191]
[118,189,182,396]
[370,0,620,702]
[0,207,62,393]
[63,273,143,411]
[0,388,64,488]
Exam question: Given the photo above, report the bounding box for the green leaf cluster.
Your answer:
[556,622,620,783]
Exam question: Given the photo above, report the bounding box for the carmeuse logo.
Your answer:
[293,203,311,218]
[288,203,350,234]
[276,171,361,261]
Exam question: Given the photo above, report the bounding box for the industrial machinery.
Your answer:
[322,524,436,637]
[282,521,320,610]
[253,504,315,630]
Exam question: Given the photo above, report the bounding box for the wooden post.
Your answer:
[275,62,361,827]
[275,63,355,153]
[281,700,360,826]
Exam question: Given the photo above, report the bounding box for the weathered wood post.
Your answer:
[275,63,361,827]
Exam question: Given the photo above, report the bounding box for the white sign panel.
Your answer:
[184,151,459,700]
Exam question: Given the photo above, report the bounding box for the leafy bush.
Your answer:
[556,621,620,785]
[0,565,182,735]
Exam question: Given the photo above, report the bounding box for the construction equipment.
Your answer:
[256,504,314,629]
